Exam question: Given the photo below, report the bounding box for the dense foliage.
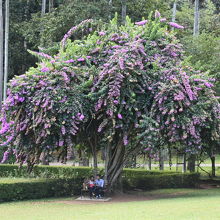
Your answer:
[6,0,220,81]
[0,177,83,202]
[0,11,219,186]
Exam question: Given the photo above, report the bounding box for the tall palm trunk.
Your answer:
[41,0,47,46]
[41,0,47,16]
[0,0,3,110]
[49,0,54,12]
[108,0,113,20]
[3,0,9,101]
[193,0,200,36]
[171,0,177,31]
[121,0,126,24]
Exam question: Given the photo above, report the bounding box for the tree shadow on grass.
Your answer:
[131,187,220,202]
[1,188,220,205]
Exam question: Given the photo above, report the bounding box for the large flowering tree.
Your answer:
[0,11,219,188]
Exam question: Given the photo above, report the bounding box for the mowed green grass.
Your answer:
[1,188,220,220]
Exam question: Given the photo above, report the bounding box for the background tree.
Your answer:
[194,0,200,36]
[171,0,177,31]
[41,0,47,15]
[121,0,127,24]
[3,0,9,101]
[0,0,3,109]
[49,0,54,12]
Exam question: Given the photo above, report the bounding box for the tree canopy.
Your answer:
[0,11,219,187]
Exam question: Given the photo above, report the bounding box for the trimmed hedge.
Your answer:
[123,168,177,177]
[122,173,200,190]
[0,164,93,178]
[0,165,200,202]
[0,164,182,178]
[0,178,82,202]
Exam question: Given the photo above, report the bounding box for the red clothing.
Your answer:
[88,180,95,188]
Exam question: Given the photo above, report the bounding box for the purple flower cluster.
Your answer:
[61,19,93,48]
[41,67,50,72]
[118,114,123,119]
[31,51,53,60]
[1,150,10,163]
[135,20,148,26]
[155,10,161,18]
[180,71,196,101]
[169,22,184,29]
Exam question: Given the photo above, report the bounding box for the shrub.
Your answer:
[0,171,200,202]
[123,168,176,177]
[122,172,200,190]
[0,164,93,178]
[0,165,184,179]
[0,165,200,202]
[0,178,82,202]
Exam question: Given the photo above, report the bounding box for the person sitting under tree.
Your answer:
[88,176,95,199]
[95,174,105,198]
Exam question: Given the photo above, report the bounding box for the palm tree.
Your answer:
[0,0,3,109]
[121,0,127,24]
[41,0,47,16]
[49,0,54,12]
[3,0,9,101]
[193,0,200,36]
[108,0,113,20]
[172,0,177,31]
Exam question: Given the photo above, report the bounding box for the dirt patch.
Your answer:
[200,184,220,189]
[32,191,191,205]
[49,194,155,205]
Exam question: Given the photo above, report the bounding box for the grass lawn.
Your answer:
[1,188,220,220]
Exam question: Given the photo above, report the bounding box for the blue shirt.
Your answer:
[95,179,104,187]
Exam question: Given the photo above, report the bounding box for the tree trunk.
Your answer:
[79,157,89,166]
[168,147,172,170]
[101,148,105,161]
[40,152,49,165]
[211,156,215,177]
[41,0,47,16]
[104,142,111,185]
[22,0,29,74]
[3,0,9,101]
[171,0,177,31]
[183,153,187,173]
[83,157,89,166]
[67,146,74,160]
[132,155,136,168]
[92,148,98,175]
[0,0,3,110]
[88,136,98,175]
[72,148,77,166]
[193,0,200,36]
[159,149,164,170]
[108,0,113,20]
[105,142,125,192]
[121,0,126,25]
[148,156,152,170]
[188,155,196,172]
[79,150,89,167]
[49,0,54,12]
